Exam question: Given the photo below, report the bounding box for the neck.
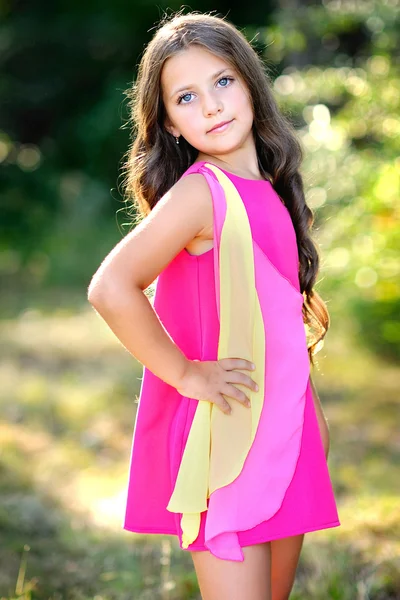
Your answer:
[196,141,262,181]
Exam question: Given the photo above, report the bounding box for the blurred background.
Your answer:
[0,0,399,598]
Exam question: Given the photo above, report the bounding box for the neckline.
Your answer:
[193,160,271,183]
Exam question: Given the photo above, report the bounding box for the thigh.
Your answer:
[190,541,272,600]
[270,534,304,600]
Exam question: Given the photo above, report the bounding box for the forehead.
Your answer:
[161,46,233,94]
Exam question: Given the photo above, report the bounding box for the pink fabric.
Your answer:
[123,160,341,556]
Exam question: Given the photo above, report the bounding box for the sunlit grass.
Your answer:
[0,291,399,598]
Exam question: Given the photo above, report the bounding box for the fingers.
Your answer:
[219,358,255,372]
[214,381,254,415]
[214,358,258,415]
[225,369,259,393]
[215,392,232,415]
[221,383,251,407]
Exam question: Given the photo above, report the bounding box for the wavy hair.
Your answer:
[122,10,330,365]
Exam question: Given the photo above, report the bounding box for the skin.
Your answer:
[162,46,332,600]
[161,45,257,169]
[88,45,331,600]
[191,376,330,600]
[161,45,262,257]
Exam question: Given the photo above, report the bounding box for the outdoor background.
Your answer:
[1,0,399,598]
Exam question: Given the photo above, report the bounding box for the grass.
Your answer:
[0,287,399,598]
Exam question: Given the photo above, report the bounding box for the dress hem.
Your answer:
[122,519,341,548]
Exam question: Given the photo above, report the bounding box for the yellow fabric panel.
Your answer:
[207,164,265,494]
[166,164,266,548]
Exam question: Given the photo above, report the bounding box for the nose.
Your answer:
[202,91,223,117]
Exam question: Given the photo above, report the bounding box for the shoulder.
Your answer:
[170,171,212,205]
[89,171,215,293]
[158,171,213,228]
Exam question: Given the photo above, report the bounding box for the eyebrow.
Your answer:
[170,68,231,99]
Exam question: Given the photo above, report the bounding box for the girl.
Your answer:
[88,11,340,600]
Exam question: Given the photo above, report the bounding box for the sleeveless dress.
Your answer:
[123,160,341,562]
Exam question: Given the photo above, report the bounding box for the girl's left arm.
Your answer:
[309,373,330,459]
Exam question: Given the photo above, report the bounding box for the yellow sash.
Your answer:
[166,164,266,548]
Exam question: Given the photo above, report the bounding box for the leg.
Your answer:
[269,377,331,600]
[270,534,304,600]
[190,541,272,600]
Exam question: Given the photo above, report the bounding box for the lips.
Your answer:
[207,119,233,133]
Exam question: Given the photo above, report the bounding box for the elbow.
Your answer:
[87,284,102,309]
[87,271,140,311]
[87,272,114,309]
[87,287,105,312]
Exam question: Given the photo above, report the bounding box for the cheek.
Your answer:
[233,87,253,116]
[172,107,204,137]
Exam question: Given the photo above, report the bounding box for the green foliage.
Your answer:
[262,0,400,361]
[2,0,399,359]
[0,2,399,594]
[352,296,400,361]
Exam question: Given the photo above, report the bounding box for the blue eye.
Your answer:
[176,76,234,105]
[177,92,193,105]
[218,76,234,87]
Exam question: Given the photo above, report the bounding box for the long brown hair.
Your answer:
[122,10,330,365]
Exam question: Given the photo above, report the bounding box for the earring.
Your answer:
[175,136,180,145]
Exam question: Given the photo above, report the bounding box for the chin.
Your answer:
[212,138,245,153]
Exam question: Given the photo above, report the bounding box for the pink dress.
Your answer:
[123,160,341,561]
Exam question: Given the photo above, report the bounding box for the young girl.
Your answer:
[88,11,341,600]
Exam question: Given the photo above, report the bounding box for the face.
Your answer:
[161,45,254,156]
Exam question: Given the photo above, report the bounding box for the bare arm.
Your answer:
[309,373,328,423]
[87,174,213,389]
[309,371,330,457]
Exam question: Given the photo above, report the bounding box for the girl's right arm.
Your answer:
[87,174,258,414]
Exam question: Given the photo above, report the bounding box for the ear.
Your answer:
[164,116,180,139]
